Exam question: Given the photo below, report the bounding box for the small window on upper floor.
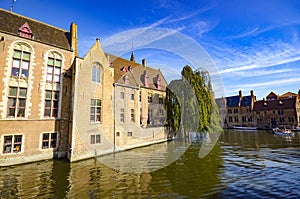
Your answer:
[92,63,102,83]
[18,22,33,39]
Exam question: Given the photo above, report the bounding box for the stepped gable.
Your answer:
[0,8,71,50]
[253,97,296,111]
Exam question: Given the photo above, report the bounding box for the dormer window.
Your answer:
[18,22,33,39]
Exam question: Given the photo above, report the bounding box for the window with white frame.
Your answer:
[92,63,101,83]
[3,135,23,154]
[90,99,101,122]
[7,87,27,118]
[47,52,62,83]
[41,132,57,149]
[90,134,101,144]
[44,90,59,117]
[11,48,30,78]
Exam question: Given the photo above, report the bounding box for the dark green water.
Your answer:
[1,130,300,198]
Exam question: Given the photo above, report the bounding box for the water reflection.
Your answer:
[1,130,300,198]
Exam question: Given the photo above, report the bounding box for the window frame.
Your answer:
[2,134,23,154]
[92,64,102,83]
[44,90,60,118]
[11,49,31,79]
[7,86,27,118]
[90,134,101,144]
[46,56,62,83]
[41,132,58,149]
[90,99,101,123]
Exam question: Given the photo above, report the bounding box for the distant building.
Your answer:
[253,91,300,129]
[216,90,256,128]
[0,9,77,166]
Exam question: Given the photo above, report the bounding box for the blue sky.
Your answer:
[1,0,300,99]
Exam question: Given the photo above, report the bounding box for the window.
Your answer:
[92,64,101,83]
[148,93,152,103]
[279,117,285,123]
[228,109,232,114]
[288,117,294,123]
[234,116,239,122]
[131,109,135,122]
[12,49,31,78]
[278,110,284,115]
[228,116,233,122]
[47,54,62,83]
[44,90,59,117]
[128,132,132,137]
[41,132,57,149]
[242,116,246,122]
[131,93,134,100]
[120,108,124,123]
[139,91,141,102]
[120,92,124,100]
[234,108,238,113]
[90,134,101,144]
[3,135,22,154]
[7,87,27,118]
[159,95,164,104]
[90,99,101,122]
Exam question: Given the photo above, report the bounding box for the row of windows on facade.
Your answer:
[2,133,57,154]
[227,108,252,114]
[256,110,284,115]
[11,48,62,83]
[7,86,59,118]
[2,133,102,154]
[120,91,164,104]
[90,99,164,124]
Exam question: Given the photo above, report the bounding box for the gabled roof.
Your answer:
[266,92,278,100]
[226,96,240,107]
[240,96,252,107]
[253,97,296,111]
[107,54,141,83]
[108,54,167,91]
[0,8,71,50]
[279,92,298,99]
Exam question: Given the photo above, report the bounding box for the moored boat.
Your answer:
[233,126,257,130]
[272,128,293,136]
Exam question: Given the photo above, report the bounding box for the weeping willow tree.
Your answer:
[166,65,222,134]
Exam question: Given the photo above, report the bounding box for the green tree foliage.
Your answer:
[166,65,222,133]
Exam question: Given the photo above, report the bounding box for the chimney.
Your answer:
[70,22,78,56]
[298,89,300,96]
[250,90,254,97]
[239,90,242,98]
[142,58,146,68]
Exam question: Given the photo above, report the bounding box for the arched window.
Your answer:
[92,63,102,83]
[47,52,62,83]
[11,43,32,78]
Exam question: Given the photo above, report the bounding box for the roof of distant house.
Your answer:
[0,8,71,50]
[253,97,296,111]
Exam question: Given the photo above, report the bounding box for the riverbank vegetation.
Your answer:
[166,65,222,134]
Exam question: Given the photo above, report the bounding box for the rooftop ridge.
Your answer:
[0,8,69,33]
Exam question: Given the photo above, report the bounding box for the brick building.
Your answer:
[0,9,77,166]
[253,91,300,129]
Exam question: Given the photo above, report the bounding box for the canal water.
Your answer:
[1,129,300,198]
